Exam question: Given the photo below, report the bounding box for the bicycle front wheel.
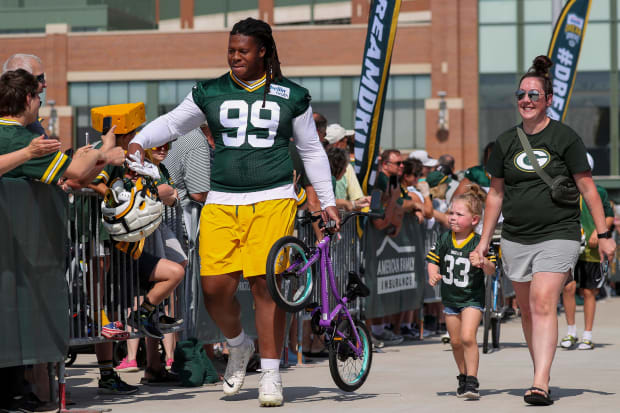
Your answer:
[265,236,314,312]
[328,319,372,392]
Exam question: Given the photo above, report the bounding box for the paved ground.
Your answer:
[65,297,620,412]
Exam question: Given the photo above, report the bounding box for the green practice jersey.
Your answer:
[192,72,311,193]
[426,231,495,308]
[486,120,589,244]
[0,120,70,184]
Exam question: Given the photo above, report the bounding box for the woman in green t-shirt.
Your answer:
[473,55,615,406]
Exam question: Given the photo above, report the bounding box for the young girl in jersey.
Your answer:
[426,187,496,400]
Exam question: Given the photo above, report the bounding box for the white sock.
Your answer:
[400,323,410,330]
[582,330,593,341]
[567,324,577,337]
[371,325,384,336]
[261,358,280,371]
[227,330,246,347]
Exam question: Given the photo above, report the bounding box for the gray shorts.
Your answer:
[144,223,188,264]
[500,238,580,283]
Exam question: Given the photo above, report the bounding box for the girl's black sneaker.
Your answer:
[456,374,467,397]
[463,375,480,400]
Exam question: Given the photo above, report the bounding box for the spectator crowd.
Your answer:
[1,42,618,410]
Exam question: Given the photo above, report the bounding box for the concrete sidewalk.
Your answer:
[65,297,620,412]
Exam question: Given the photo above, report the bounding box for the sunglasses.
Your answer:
[388,161,403,166]
[36,73,45,84]
[515,89,544,102]
[151,143,170,151]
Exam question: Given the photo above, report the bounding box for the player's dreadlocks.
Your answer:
[230,18,282,107]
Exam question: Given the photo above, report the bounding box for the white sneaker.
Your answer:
[223,337,255,395]
[258,369,283,407]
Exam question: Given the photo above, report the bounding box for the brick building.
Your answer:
[0,0,481,171]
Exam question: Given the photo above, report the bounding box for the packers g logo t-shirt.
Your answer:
[486,120,589,244]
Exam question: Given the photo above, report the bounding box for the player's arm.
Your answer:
[128,92,206,162]
[292,105,339,227]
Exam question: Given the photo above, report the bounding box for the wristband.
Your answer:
[597,230,613,239]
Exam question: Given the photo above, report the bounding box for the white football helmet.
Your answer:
[101,177,163,242]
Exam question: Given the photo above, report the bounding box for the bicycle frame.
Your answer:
[294,234,365,358]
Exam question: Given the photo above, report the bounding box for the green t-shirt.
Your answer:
[426,231,495,308]
[374,172,407,206]
[580,185,614,262]
[0,121,70,184]
[486,120,589,244]
[464,165,491,188]
[192,72,310,193]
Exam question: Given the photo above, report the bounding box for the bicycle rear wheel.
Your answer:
[328,319,372,392]
[491,273,503,349]
[482,275,493,354]
[265,236,314,312]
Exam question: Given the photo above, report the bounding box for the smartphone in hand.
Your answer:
[102,116,112,135]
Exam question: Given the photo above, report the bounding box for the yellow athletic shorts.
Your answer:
[199,198,297,277]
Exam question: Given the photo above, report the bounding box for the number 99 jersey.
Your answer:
[425,231,496,309]
[192,71,311,194]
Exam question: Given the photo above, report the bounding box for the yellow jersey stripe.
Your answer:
[426,254,440,263]
[41,152,67,183]
[97,170,110,184]
[45,153,68,184]
[229,71,266,92]
[0,118,21,125]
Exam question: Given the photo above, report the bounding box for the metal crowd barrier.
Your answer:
[65,189,187,349]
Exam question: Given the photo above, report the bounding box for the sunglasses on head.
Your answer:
[36,73,45,84]
[515,89,544,102]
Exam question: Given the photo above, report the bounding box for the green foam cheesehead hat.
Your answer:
[426,171,451,188]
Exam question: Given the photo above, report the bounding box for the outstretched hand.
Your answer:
[27,135,61,158]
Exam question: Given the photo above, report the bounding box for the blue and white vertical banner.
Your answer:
[354,0,401,194]
[547,0,591,121]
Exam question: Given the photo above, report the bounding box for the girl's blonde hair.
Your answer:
[451,184,486,217]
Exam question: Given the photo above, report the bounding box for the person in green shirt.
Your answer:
[473,55,615,406]
[126,18,339,407]
[560,153,614,351]
[427,189,496,400]
[0,69,124,186]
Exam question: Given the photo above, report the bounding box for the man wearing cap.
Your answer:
[324,124,368,210]
[409,149,438,177]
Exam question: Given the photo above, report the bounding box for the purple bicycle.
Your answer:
[266,205,383,392]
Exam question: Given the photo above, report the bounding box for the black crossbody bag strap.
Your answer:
[516,127,554,188]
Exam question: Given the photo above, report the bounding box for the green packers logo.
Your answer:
[514,149,551,172]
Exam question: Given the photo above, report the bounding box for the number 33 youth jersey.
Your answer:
[425,231,496,308]
[192,72,311,193]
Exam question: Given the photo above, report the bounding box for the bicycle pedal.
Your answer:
[305,302,319,312]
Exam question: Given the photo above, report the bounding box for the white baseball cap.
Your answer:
[409,149,439,167]
[325,123,347,144]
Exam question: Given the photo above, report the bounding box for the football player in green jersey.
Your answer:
[427,188,495,400]
[127,18,338,406]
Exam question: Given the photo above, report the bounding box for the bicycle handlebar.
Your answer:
[300,210,384,233]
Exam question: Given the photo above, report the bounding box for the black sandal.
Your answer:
[524,386,553,406]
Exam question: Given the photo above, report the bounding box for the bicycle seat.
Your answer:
[346,271,370,299]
